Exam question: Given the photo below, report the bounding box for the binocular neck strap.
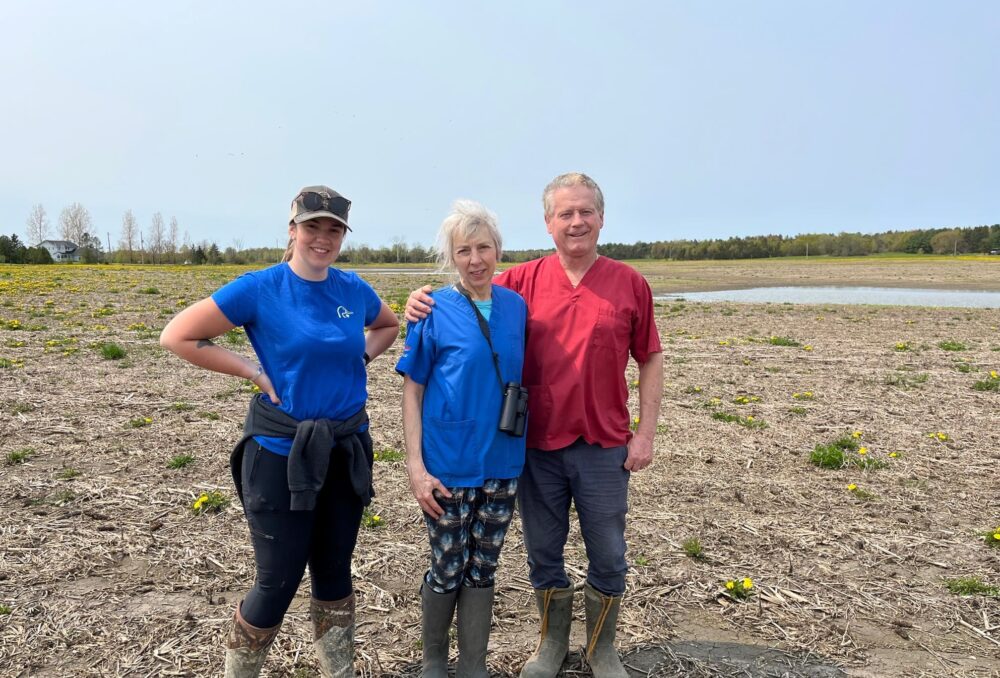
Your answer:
[454,283,504,393]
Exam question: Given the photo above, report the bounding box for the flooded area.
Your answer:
[657,285,1000,308]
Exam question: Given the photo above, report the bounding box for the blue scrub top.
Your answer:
[396,284,527,486]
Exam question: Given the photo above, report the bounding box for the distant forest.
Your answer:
[3,216,999,265]
[585,223,1000,262]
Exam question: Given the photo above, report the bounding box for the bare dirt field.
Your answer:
[2,259,999,678]
[631,256,1000,294]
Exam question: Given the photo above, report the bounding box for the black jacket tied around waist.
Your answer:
[230,395,373,511]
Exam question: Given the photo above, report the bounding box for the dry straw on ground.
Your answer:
[1,260,999,677]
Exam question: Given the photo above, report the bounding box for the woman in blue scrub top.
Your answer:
[160,186,399,677]
[396,200,527,678]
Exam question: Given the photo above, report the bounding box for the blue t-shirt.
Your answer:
[473,299,492,320]
[212,262,382,456]
[396,285,527,486]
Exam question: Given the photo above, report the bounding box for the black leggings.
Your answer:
[238,436,370,628]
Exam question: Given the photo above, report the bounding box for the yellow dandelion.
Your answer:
[742,578,753,590]
[718,340,729,346]
[792,392,800,398]
[144,417,152,424]
[858,447,868,455]
[725,581,735,590]
[632,416,640,424]
[889,452,899,458]
[991,370,999,379]
[847,484,857,491]
[993,533,1000,541]
[852,431,863,439]
[803,345,813,351]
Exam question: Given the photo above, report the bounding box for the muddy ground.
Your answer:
[1,260,999,677]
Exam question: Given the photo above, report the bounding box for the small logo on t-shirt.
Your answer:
[337,306,353,319]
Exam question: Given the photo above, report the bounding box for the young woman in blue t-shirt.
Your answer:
[396,200,527,678]
[160,186,399,677]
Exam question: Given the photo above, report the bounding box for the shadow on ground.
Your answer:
[545,643,846,678]
[390,642,846,677]
[620,642,846,678]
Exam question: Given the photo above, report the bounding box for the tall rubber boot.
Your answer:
[224,603,280,677]
[421,583,458,677]
[312,594,356,678]
[518,586,573,678]
[583,584,627,678]
[456,585,494,678]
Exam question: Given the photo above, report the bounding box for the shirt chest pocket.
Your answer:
[590,307,630,352]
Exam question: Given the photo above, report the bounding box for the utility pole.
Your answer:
[106,231,112,257]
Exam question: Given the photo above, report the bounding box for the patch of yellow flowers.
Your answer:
[724,577,754,600]
[191,490,229,514]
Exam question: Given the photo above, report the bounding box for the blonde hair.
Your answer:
[281,235,295,263]
[434,200,502,271]
[542,172,604,219]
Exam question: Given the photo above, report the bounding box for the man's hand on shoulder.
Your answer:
[624,433,653,472]
[404,285,435,323]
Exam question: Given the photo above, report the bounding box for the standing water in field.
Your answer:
[656,286,1000,308]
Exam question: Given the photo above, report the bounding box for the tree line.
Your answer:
[5,201,999,265]
[590,224,1000,261]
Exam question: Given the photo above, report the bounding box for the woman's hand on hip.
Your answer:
[252,370,281,405]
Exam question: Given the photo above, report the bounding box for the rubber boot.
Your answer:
[421,583,458,678]
[518,586,573,678]
[312,594,356,678]
[583,584,627,678]
[224,603,280,677]
[456,585,494,678]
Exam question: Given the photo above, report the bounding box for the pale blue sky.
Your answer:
[1,1,997,250]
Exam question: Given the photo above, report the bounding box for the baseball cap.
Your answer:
[289,186,352,231]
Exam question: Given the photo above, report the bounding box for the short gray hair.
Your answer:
[542,172,605,219]
[435,200,503,271]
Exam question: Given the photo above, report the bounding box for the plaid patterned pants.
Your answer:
[423,478,518,593]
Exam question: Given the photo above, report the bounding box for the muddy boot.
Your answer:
[312,594,356,678]
[456,585,494,678]
[519,586,573,678]
[583,584,627,678]
[421,583,458,677]
[224,603,280,677]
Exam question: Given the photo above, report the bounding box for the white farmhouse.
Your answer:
[39,240,81,262]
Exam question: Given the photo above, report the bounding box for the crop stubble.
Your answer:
[1,262,999,677]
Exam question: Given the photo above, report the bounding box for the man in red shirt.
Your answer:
[407,173,663,678]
